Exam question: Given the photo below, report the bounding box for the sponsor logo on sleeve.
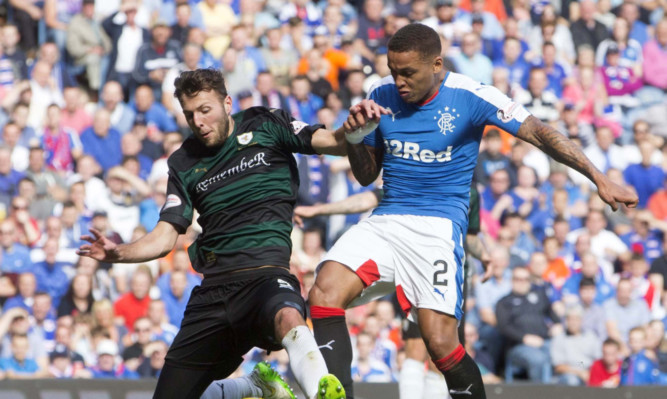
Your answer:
[290,120,309,135]
[162,194,182,211]
[237,132,253,145]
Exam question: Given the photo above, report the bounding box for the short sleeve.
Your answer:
[268,108,323,155]
[467,83,531,136]
[158,166,194,234]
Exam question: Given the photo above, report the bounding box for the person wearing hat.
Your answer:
[89,338,139,379]
[66,0,112,92]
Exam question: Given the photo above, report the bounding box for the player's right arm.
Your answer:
[345,99,389,186]
[77,221,179,263]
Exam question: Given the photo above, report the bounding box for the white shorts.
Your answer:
[319,214,466,321]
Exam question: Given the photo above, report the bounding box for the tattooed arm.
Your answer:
[516,116,638,210]
[347,143,384,186]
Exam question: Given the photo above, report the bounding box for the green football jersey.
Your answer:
[159,107,322,275]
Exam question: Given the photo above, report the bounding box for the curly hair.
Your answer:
[388,23,441,61]
[173,68,228,103]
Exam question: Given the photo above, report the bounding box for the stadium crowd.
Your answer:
[0,0,666,390]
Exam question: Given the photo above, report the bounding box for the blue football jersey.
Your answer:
[363,72,531,230]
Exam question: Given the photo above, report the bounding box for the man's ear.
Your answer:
[433,56,444,74]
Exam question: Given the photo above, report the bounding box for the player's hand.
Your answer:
[77,228,120,262]
[343,99,391,144]
[479,250,493,283]
[595,175,638,211]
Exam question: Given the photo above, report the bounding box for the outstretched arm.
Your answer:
[77,221,179,263]
[516,116,638,210]
[344,100,390,186]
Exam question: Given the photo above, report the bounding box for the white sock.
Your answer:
[423,370,450,399]
[200,375,262,399]
[399,358,425,399]
[281,325,329,399]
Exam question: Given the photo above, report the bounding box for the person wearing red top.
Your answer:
[113,265,152,331]
[588,338,622,387]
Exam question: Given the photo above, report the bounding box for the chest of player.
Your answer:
[378,103,473,163]
[184,133,295,206]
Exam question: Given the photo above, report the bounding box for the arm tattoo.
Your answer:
[516,116,601,183]
[465,234,485,260]
[346,142,382,186]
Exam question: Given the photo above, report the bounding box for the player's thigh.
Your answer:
[312,216,396,307]
[165,285,250,370]
[388,215,466,321]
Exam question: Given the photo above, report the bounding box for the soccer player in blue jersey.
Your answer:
[309,23,638,399]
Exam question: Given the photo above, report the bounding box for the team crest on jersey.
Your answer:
[237,132,253,145]
[434,107,459,135]
[290,120,308,135]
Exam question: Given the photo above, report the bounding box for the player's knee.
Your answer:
[274,307,306,339]
[423,330,459,359]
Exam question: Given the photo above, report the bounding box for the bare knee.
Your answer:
[274,307,306,341]
[307,262,364,308]
[423,331,459,360]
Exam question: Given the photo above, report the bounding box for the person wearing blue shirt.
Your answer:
[288,76,324,125]
[32,239,70,309]
[132,85,179,134]
[452,32,493,85]
[308,24,637,398]
[481,169,512,212]
[621,211,664,264]
[494,37,531,88]
[80,109,123,173]
[2,273,36,314]
[623,141,666,208]
[621,327,667,385]
[159,270,191,327]
[89,339,139,379]
[0,334,40,378]
[0,220,33,274]
[561,253,615,305]
[533,42,569,98]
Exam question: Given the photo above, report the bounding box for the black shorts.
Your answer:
[164,267,305,370]
[401,319,422,340]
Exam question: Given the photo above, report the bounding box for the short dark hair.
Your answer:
[603,337,620,348]
[579,277,596,289]
[388,23,441,61]
[174,68,228,104]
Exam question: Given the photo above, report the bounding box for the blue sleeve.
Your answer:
[466,83,530,136]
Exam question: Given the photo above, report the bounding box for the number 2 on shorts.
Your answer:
[432,259,448,287]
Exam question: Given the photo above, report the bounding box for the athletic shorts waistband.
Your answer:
[201,266,291,287]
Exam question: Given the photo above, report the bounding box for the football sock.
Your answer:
[311,305,354,398]
[200,375,261,399]
[399,358,425,399]
[434,344,486,399]
[423,370,448,399]
[282,325,329,398]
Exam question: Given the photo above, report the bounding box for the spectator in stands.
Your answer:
[0,307,48,370]
[618,2,650,47]
[536,41,569,98]
[588,338,622,387]
[159,270,190,327]
[132,22,181,100]
[476,245,512,369]
[59,200,89,250]
[570,0,609,51]
[624,141,665,209]
[497,266,560,383]
[30,292,56,349]
[351,331,393,382]
[568,210,629,265]
[474,130,511,186]
[122,317,153,364]
[57,273,94,319]
[551,305,601,385]
[162,43,202,126]
[528,18,575,67]
[47,342,87,379]
[583,126,627,175]
[102,0,150,99]
[562,252,615,306]
[596,17,643,78]
[453,32,493,85]
[28,61,65,130]
[2,123,29,173]
[260,27,299,90]
[1,24,28,81]
[0,333,43,378]
[494,37,530,89]
[515,67,560,123]
[99,81,136,135]
[60,88,93,136]
[463,322,500,384]
[32,239,69,308]
[481,169,511,212]
[198,0,237,59]
[146,299,178,345]
[80,109,123,173]
[288,75,324,125]
[137,339,168,378]
[3,272,36,314]
[89,338,138,379]
[621,326,666,385]
[491,165,540,221]
[604,278,651,347]
[34,42,76,94]
[66,0,112,93]
[641,18,667,104]
[339,69,367,109]
[8,0,43,52]
[113,266,152,332]
[0,219,32,273]
[25,146,68,216]
[132,85,178,135]
[650,234,667,301]
[600,44,643,115]
[622,210,665,265]
[646,319,667,373]
[220,47,255,99]
[578,277,609,340]
[169,1,195,47]
[355,0,386,60]
[40,104,82,175]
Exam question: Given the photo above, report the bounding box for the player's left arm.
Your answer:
[516,115,638,210]
[310,126,349,156]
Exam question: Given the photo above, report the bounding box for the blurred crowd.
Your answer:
[0,0,666,389]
